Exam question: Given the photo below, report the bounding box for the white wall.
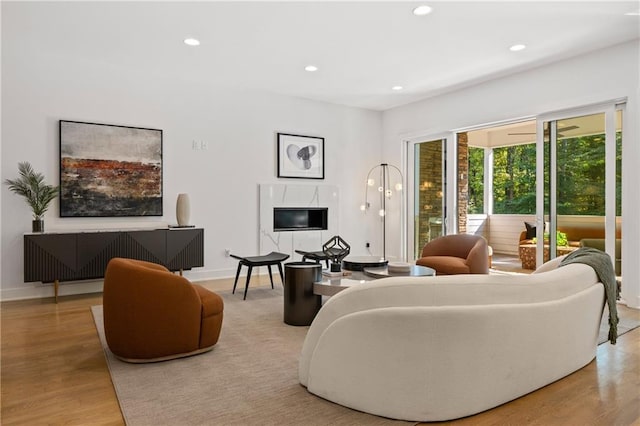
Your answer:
[1,28,382,300]
[382,40,640,308]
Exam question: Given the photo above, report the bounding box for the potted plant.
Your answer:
[532,230,569,247]
[4,162,59,232]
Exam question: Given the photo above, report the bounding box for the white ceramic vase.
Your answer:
[176,193,191,226]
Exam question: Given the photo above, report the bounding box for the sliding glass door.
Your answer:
[407,138,447,260]
[536,104,622,274]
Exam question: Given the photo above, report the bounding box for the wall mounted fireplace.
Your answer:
[273,207,328,232]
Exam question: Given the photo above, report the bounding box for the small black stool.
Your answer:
[295,248,345,268]
[230,252,290,300]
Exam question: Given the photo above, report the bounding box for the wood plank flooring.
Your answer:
[1,275,639,425]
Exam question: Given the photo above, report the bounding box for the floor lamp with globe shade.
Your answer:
[360,163,404,261]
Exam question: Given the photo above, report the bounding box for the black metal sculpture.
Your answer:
[322,235,351,272]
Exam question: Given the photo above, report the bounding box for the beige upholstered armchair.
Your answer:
[103,258,224,363]
[416,234,489,275]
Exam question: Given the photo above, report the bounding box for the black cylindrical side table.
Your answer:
[283,262,322,326]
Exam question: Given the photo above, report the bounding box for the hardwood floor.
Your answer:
[2,276,639,425]
[1,293,122,425]
[491,253,534,274]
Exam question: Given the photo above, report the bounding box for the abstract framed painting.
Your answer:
[59,120,163,217]
[277,133,324,179]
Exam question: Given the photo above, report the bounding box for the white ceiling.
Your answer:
[4,1,640,111]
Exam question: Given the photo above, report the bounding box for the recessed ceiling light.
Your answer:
[413,5,432,16]
[184,38,200,46]
[392,86,404,91]
[304,65,318,72]
[509,44,526,52]
[625,10,640,16]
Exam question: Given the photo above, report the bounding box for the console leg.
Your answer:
[54,279,59,304]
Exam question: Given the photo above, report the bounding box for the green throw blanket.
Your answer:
[559,247,618,344]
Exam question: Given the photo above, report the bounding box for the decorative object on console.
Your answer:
[4,162,58,233]
[360,163,404,261]
[59,120,162,217]
[277,133,324,179]
[176,193,191,226]
[322,235,351,272]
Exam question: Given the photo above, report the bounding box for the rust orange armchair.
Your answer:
[103,258,223,363]
[416,234,489,275]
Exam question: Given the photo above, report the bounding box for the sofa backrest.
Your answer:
[421,234,487,258]
[329,263,597,311]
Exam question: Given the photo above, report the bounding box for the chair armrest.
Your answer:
[193,285,224,348]
[194,285,224,317]
[466,239,489,273]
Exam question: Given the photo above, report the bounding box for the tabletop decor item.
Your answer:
[176,193,191,226]
[322,235,351,273]
[4,161,58,232]
[387,261,412,273]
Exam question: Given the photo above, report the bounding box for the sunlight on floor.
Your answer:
[490,253,531,275]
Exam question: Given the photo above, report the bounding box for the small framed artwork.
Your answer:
[277,133,324,179]
[59,120,163,217]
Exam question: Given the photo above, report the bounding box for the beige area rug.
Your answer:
[92,287,413,426]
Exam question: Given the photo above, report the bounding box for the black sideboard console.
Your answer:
[24,228,204,302]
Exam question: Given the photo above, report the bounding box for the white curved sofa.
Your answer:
[299,257,605,422]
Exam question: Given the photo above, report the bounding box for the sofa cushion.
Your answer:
[524,221,537,239]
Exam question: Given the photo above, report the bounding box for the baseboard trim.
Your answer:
[0,267,275,301]
[1,280,104,302]
[619,295,640,310]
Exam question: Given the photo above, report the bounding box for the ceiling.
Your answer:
[3,1,639,111]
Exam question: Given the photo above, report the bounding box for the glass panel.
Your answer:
[552,113,606,260]
[616,109,622,277]
[414,139,445,259]
[492,144,536,214]
[468,147,484,214]
[542,121,550,265]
